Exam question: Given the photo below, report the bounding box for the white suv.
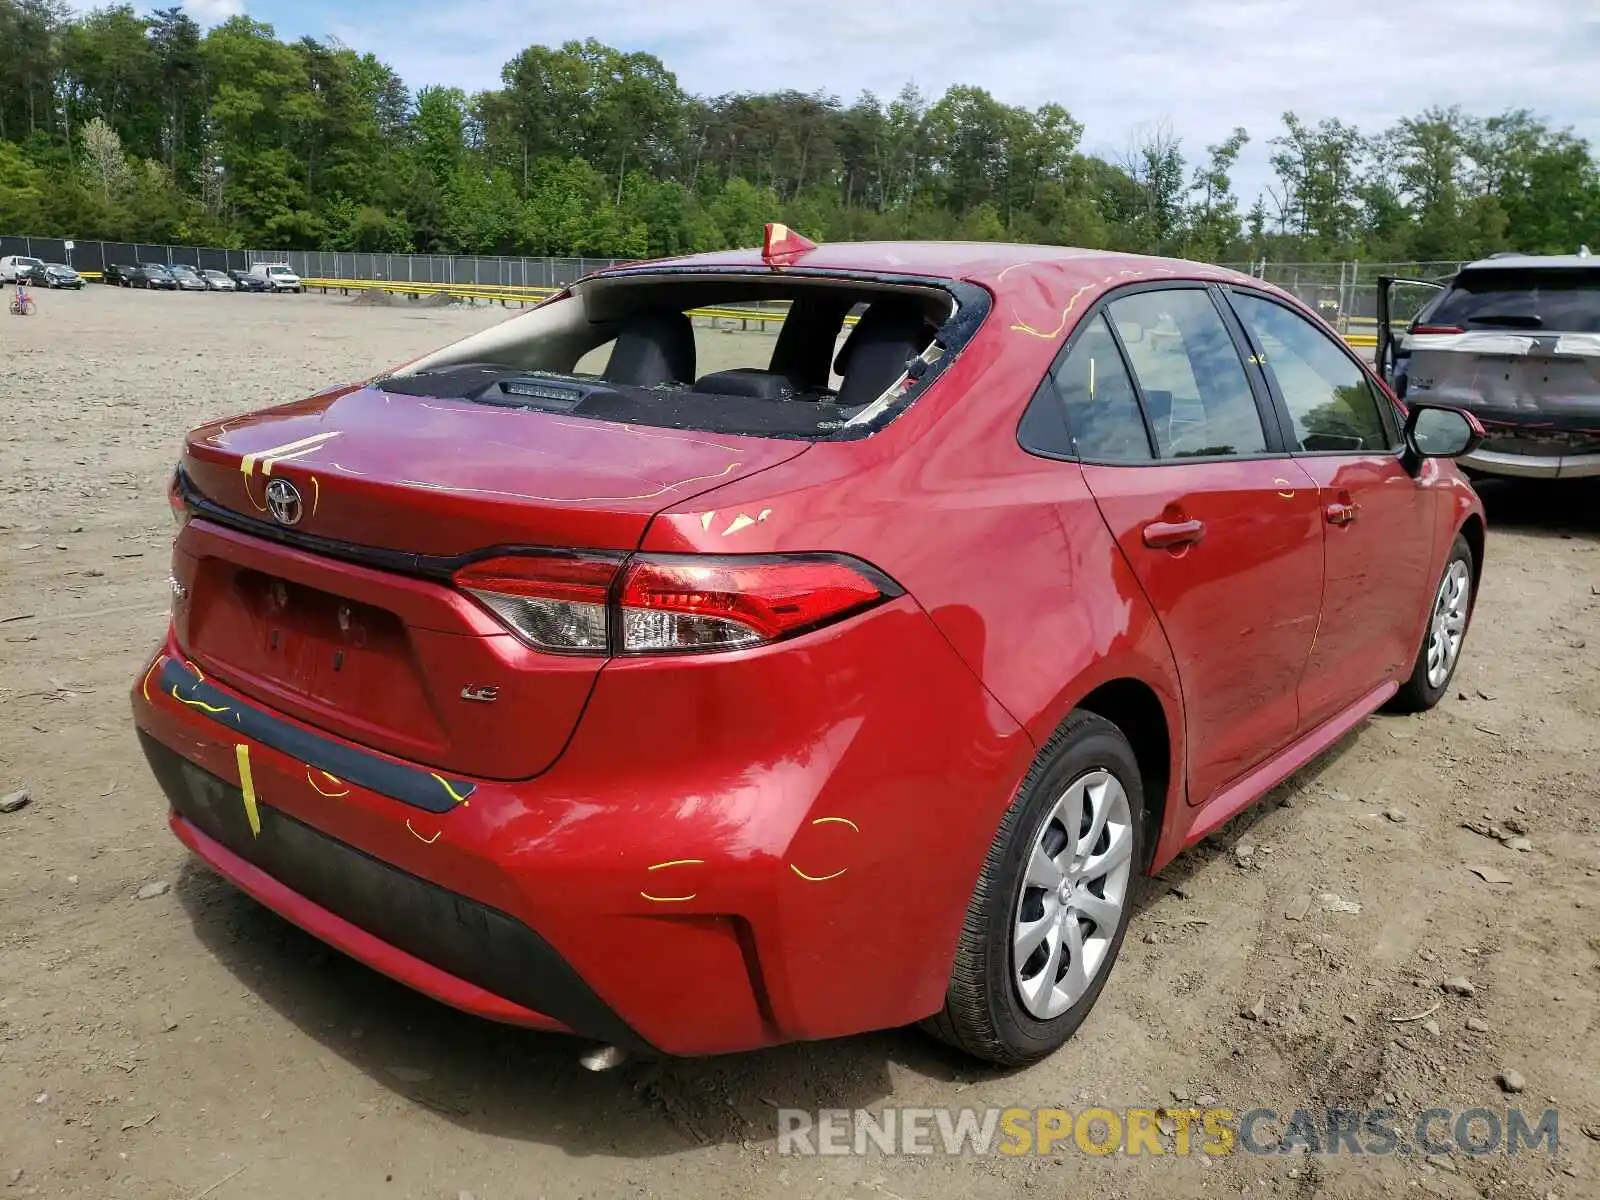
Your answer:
[248,263,303,293]
[1,255,45,283]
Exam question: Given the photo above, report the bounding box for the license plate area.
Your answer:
[230,568,407,698]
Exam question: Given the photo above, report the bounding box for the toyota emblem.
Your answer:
[265,478,304,526]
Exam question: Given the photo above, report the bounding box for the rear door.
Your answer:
[1226,288,1433,728]
[1374,276,1447,392]
[1052,285,1325,807]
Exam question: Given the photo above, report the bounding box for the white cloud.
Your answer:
[287,0,1600,200]
[183,0,245,22]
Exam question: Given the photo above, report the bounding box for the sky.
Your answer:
[166,0,1600,205]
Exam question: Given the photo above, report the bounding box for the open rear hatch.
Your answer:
[173,383,808,780]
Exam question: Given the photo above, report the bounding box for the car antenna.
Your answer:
[762,222,816,270]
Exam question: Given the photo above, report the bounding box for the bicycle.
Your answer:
[8,281,36,316]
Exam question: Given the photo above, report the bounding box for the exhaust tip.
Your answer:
[579,1044,628,1072]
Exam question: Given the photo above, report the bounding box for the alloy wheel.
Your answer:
[1426,559,1471,689]
[1012,768,1135,1020]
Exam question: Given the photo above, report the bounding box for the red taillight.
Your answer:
[453,553,620,654]
[167,467,190,529]
[617,555,892,652]
[1412,324,1464,335]
[454,552,898,656]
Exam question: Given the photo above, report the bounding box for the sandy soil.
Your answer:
[1,285,1597,1200]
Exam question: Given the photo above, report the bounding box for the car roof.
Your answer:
[605,240,1257,293]
[1460,252,1598,272]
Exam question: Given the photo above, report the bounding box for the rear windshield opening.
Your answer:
[1432,267,1600,333]
[379,273,979,439]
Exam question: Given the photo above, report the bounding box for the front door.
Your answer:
[1226,289,1434,728]
[1055,286,1326,808]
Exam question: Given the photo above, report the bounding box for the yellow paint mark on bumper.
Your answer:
[236,744,261,837]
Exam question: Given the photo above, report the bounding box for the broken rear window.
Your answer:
[377,272,989,440]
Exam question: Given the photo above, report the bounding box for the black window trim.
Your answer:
[1017,279,1293,467]
[1220,285,1405,456]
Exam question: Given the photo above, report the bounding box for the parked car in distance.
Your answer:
[166,264,209,292]
[1377,251,1600,479]
[133,231,1488,1066]
[228,269,272,292]
[248,262,303,292]
[133,263,179,290]
[0,254,45,283]
[40,263,84,289]
[103,263,137,286]
[201,269,238,291]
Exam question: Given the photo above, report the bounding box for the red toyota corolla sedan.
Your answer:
[132,230,1486,1065]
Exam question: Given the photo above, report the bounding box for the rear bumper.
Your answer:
[131,601,1029,1054]
[141,731,644,1044]
[1461,448,1600,479]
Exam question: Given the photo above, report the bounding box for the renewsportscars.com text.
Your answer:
[777,1106,1561,1158]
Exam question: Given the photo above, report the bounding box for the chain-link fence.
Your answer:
[1,234,1468,323]
[1220,261,1468,327]
[0,235,624,288]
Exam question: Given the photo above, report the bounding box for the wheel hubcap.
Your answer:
[1425,560,1471,689]
[1012,768,1134,1021]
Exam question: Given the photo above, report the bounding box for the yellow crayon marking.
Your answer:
[309,475,320,515]
[641,892,697,903]
[171,685,230,715]
[431,774,470,805]
[1010,283,1095,340]
[647,859,705,871]
[405,819,441,845]
[235,744,261,837]
[242,476,271,512]
[260,444,329,475]
[790,864,848,883]
[396,460,742,505]
[811,816,860,832]
[239,431,340,477]
[306,768,349,798]
[140,656,165,702]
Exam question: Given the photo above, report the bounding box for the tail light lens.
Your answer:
[454,554,620,654]
[454,552,899,656]
[618,556,894,652]
[167,467,190,529]
[1412,323,1464,335]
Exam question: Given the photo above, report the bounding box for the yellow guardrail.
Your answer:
[300,278,807,328]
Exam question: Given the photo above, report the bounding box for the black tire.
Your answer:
[1388,533,1475,713]
[924,710,1144,1066]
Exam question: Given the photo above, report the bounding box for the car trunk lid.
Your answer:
[174,383,807,779]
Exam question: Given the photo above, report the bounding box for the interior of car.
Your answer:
[379,277,954,438]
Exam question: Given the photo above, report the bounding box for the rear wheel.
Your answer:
[924,711,1142,1066]
[1389,533,1474,713]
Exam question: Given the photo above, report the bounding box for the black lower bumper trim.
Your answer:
[138,730,649,1050]
[152,657,473,814]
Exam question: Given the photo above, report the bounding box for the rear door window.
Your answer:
[1046,314,1153,462]
[1107,289,1269,458]
[1431,268,1600,332]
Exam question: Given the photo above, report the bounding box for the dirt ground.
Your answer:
[1,285,1597,1200]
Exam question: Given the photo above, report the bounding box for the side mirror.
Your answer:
[1402,403,1482,472]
